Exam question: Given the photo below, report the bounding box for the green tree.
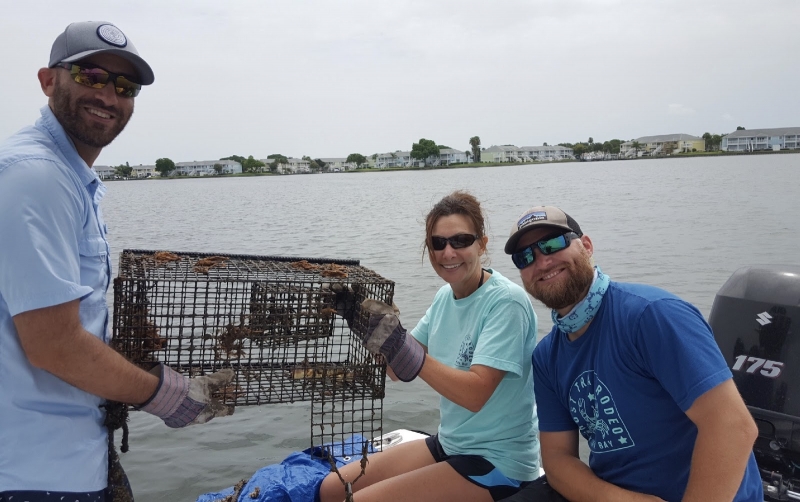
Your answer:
[608,139,621,154]
[702,132,712,151]
[469,136,481,162]
[711,134,723,151]
[221,155,246,165]
[155,157,175,177]
[114,163,133,178]
[241,155,266,173]
[346,153,367,168]
[543,142,548,146]
[572,143,588,159]
[266,154,288,173]
[213,163,224,175]
[630,141,641,156]
[736,126,746,130]
[411,138,439,167]
[315,158,327,171]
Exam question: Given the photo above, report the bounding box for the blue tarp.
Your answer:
[196,436,374,502]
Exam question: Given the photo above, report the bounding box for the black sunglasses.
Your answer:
[431,234,479,251]
[511,232,579,269]
[58,63,141,98]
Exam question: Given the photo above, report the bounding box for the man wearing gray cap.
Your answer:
[504,206,763,501]
[0,22,232,501]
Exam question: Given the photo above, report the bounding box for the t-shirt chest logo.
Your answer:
[454,335,474,369]
[569,371,634,453]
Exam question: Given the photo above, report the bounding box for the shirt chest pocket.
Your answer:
[78,236,109,305]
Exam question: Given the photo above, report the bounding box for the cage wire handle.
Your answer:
[326,440,371,502]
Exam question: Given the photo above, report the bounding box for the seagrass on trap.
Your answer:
[112,249,392,450]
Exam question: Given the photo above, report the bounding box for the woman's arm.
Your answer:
[418,358,505,412]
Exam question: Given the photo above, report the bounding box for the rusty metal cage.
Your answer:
[112,249,392,451]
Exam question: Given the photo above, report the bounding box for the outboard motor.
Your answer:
[710,265,800,501]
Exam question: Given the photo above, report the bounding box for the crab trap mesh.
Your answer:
[112,249,392,450]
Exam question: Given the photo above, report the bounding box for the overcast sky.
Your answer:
[2,0,798,166]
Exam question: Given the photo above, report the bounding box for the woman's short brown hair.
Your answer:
[423,190,489,264]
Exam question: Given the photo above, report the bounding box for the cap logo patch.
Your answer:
[518,211,547,229]
[97,24,127,47]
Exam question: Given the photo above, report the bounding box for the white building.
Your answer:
[93,165,116,179]
[517,146,574,161]
[132,164,156,178]
[436,148,472,165]
[175,159,242,176]
[375,151,414,168]
[722,127,800,152]
[317,158,359,171]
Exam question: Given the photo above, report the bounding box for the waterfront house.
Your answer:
[481,145,522,163]
[93,165,116,179]
[132,164,156,178]
[518,145,575,161]
[721,127,800,152]
[375,151,414,168]
[317,157,358,171]
[175,159,242,176]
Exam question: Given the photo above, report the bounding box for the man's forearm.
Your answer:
[545,454,664,502]
[40,327,158,403]
[16,306,159,404]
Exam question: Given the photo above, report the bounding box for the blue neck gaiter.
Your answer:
[551,266,610,334]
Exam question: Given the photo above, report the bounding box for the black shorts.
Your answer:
[425,434,531,501]
[0,490,106,502]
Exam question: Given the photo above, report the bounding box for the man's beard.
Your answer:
[52,77,131,149]
[525,247,595,310]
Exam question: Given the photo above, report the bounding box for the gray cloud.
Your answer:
[2,0,798,165]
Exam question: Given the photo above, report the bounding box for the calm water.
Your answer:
[101,155,799,501]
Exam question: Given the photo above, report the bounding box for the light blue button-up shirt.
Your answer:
[0,106,112,492]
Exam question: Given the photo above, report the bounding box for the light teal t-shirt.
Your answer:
[411,269,540,481]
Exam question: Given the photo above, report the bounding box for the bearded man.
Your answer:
[0,22,232,501]
[504,206,763,502]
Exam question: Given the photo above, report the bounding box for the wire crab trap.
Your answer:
[112,249,392,452]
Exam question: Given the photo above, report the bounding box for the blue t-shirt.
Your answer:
[412,270,540,481]
[0,107,112,492]
[533,281,763,501]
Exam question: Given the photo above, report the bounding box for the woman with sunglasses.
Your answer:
[320,191,541,502]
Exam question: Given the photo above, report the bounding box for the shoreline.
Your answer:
[101,148,799,181]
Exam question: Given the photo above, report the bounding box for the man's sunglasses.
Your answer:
[58,63,141,98]
[511,232,579,269]
[431,234,479,251]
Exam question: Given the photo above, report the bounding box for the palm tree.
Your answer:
[631,141,641,157]
[469,136,481,163]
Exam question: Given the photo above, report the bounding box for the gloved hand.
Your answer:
[139,363,235,428]
[360,299,425,382]
[330,282,359,328]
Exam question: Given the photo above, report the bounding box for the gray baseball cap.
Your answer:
[48,21,154,85]
[504,206,583,254]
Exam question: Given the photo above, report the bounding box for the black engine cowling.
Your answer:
[709,265,800,500]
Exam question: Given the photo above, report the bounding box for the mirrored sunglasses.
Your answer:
[58,63,141,98]
[511,232,579,269]
[431,233,479,251]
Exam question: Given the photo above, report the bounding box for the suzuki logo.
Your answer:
[756,312,773,326]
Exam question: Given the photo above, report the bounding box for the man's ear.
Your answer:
[580,234,594,256]
[38,68,57,98]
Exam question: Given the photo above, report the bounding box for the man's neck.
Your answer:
[68,134,101,167]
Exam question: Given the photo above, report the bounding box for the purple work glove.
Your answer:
[139,363,235,428]
[361,299,425,382]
